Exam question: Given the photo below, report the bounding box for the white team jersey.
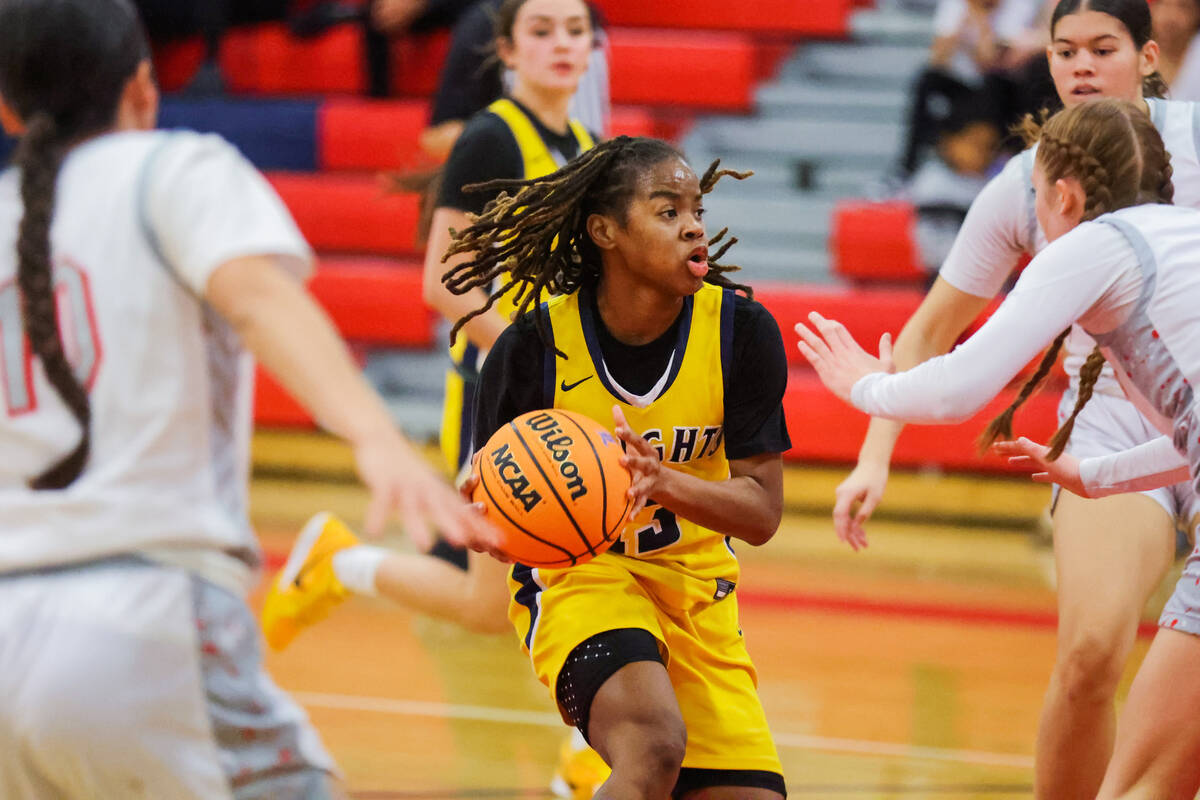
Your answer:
[938,98,1200,397]
[0,130,311,581]
[853,203,1200,490]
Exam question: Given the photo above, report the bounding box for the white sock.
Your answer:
[331,545,388,597]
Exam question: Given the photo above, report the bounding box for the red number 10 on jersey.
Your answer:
[0,258,102,417]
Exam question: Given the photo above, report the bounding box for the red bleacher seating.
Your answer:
[225,25,365,94]
[316,100,663,172]
[268,173,420,256]
[318,98,429,170]
[593,0,852,37]
[254,369,314,427]
[609,30,756,111]
[155,24,758,111]
[254,257,434,426]
[308,258,434,346]
[784,370,1060,472]
[757,283,925,367]
[831,199,925,283]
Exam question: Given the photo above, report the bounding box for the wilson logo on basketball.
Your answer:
[473,409,633,568]
[523,411,588,501]
[489,443,543,512]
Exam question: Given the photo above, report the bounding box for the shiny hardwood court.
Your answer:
[251,454,1166,800]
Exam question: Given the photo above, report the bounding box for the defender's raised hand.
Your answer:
[794,312,894,404]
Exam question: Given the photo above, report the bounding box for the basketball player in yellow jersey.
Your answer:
[446,136,791,799]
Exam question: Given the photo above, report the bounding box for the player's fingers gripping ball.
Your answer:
[473,409,633,567]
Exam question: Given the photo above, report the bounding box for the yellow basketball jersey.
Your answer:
[541,282,739,610]
[441,100,595,473]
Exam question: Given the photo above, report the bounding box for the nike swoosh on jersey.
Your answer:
[560,376,593,392]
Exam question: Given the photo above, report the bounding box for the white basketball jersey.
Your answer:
[940,98,1200,398]
[0,130,311,579]
[1089,205,1200,483]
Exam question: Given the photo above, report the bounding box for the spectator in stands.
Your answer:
[896,0,1042,178]
[1152,0,1200,99]
[906,94,1001,278]
[420,0,609,158]
[360,0,480,96]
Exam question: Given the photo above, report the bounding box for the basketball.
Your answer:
[473,409,633,567]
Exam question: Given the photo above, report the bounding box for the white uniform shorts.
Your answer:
[1056,389,1200,525]
[1057,390,1200,636]
[0,557,336,799]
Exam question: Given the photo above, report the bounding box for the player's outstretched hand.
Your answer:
[833,459,889,551]
[992,437,1089,497]
[353,432,502,555]
[794,312,894,404]
[613,404,660,521]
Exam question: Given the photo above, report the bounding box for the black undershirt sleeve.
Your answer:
[429,0,504,125]
[723,296,791,461]
[435,113,523,216]
[471,316,548,453]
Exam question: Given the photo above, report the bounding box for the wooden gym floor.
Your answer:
[251,432,1170,799]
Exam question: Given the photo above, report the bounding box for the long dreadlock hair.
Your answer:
[441,136,752,353]
[978,98,1174,459]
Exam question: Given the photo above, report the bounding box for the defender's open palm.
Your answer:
[992,437,1088,498]
[355,434,502,554]
[795,312,894,404]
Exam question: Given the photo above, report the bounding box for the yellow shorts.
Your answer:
[508,553,782,775]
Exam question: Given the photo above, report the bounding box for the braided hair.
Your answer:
[0,0,149,488]
[441,136,752,352]
[980,98,1174,457]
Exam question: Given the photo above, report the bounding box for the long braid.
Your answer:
[15,114,91,489]
[977,327,1070,452]
[1137,112,1175,205]
[1046,345,1106,459]
[443,136,753,349]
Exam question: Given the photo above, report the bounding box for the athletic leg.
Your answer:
[1034,491,1175,800]
[588,660,687,800]
[373,548,511,633]
[1097,513,1200,800]
[679,788,782,800]
[1095,628,1200,800]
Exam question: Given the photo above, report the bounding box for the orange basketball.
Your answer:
[473,409,633,568]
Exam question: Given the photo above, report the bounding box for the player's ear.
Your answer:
[586,212,619,251]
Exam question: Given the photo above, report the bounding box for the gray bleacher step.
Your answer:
[703,194,835,250]
[385,397,443,442]
[366,348,447,443]
[756,83,906,123]
[818,163,895,195]
[685,118,901,168]
[733,244,833,284]
[783,42,927,88]
[364,347,448,397]
[682,149,879,199]
[849,6,934,45]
